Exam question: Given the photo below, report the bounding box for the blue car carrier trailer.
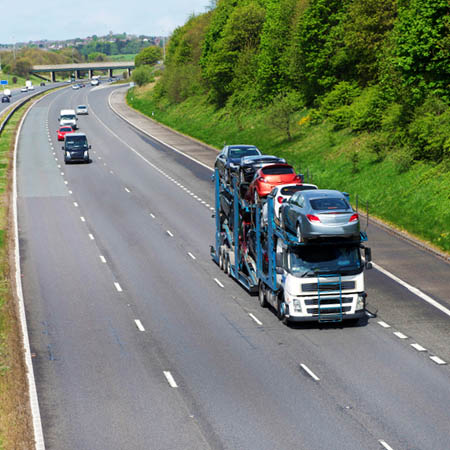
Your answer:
[210,168,373,324]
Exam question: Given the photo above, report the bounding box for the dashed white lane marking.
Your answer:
[300,364,320,381]
[68,190,73,194]
[205,204,210,208]
[98,156,102,160]
[371,261,450,319]
[163,371,178,388]
[411,343,426,352]
[214,278,224,288]
[166,230,174,237]
[60,172,64,176]
[73,202,78,207]
[124,187,130,193]
[393,331,408,339]
[89,234,95,240]
[53,152,56,155]
[110,170,114,174]
[379,440,395,450]
[80,216,86,222]
[249,313,263,326]
[114,282,123,292]
[378,321,391,328]
[54,157,58,161]
[430,356,447,365]
[57,164,61,168]
[64,181,68,185]
[99,255,107,263]
[150,213,155,219]
[134,319,145,332]
[188,252,196,260]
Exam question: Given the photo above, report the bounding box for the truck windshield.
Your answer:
[289,245,362,277]
[61,115,75,120]
[66,136,88,150]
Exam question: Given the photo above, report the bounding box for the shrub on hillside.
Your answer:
[320,81,361,113]
[132,66,154,86]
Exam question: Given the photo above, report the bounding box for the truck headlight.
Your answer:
[356,294,365,310]
[66,152,71,158]
[293,299,302,312]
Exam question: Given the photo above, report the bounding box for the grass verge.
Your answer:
[127,88,450,254]
[0,106,34,449]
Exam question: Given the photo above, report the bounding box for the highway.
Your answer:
[17,84,450,449]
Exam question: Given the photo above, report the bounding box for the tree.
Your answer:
[135,46,162,66]
[88,52,108,62]
[267,90,303,141]
[132,65,153,86]
[13,58,32,77]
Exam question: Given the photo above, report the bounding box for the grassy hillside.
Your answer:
[128,86,450,253]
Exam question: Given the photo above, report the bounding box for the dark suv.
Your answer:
[63,132,91,164]
[214,145,261,184]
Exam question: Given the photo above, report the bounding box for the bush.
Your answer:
[348,86,388,132]
[320,81,361,113]
[132,66,154,86]
[12,76,18,84]
[392,147,413,173]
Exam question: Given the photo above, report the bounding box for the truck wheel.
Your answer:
[258,283,267,308]
[219,250,224,270]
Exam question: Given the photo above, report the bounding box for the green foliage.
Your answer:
[13,58,32,77]
[88,52,108,62]
[135,46,162,66]
[132,65,154,86]
[392,0,450,103]
[267,90,303,141]
[320,81,361,113]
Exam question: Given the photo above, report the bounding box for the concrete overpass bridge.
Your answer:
[31,61,135,81]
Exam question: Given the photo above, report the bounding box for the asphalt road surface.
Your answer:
[17,84,450,450]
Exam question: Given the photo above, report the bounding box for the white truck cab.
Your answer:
[59,109,78,129]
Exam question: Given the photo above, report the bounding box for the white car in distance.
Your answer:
[76,105,88,115]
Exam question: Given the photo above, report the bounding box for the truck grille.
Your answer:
[307,306,352,315]
[302,281,355,292]
[304,297,353,306]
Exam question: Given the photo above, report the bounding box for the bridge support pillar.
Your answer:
[76,70,82,79]
[127,68,132,78]
[89,69,94,79]
[51,71,56,82]
[109,68,113,77]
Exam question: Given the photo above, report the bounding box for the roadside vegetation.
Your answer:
[0,107,34,449]
[128,0,450,253]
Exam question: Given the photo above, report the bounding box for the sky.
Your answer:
[0,0,212,44]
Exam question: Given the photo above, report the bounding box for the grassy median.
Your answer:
[127,87,450,254]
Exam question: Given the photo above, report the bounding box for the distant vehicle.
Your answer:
[57,126,74,141]
[40,82,46,86]
[76,105,88,115]
[25,80,34,90]
[246,164,303,203]
[20,86,28,92]
[72,84,80,90]
[3,89,11,97]
[59,109,78,129]
[214,145,262,183]
[279,189,360,242]
[239,155,287,184]
[62,132,90,164]
[1,95,9,103]
[78,83,85,88]
[90,79,99,86]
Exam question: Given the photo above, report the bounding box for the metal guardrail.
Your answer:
[0,85,63,135]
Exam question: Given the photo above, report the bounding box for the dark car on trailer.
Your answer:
[214,144,261,184]
[238,155,286,184]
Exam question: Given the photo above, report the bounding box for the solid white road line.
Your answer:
[430,356,447,365]
[163,371,178,388]
[378,321,391,328]
[188,252,196,260]
[300,364,320,382]
[372,261,450,319]
[99,255,107,263]
[411,343,426,352]
[89,234,95,240]
[393,331,408,339]
[249,313,263,326]
[166,230,174,237]
[379,440,395,450]
[134,319,145,332]
[214,278,224,288]
[114,282,123,292]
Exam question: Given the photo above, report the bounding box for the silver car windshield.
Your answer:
[289,245,362,277]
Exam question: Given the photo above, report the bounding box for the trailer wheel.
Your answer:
[277,297,288,324]
[258,283,267,308]
[226,255,232,277]
[223,254,229,274]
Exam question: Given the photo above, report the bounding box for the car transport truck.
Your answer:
[210,169,372,324]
